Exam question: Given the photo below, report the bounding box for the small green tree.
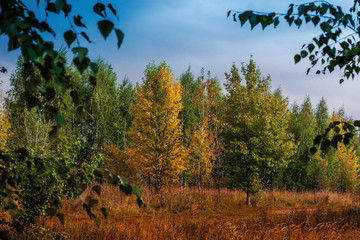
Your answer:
[228,1,360,153]
[222,59,296,205]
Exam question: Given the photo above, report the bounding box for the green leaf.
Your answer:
[26,96,39,109]
[98,20,114,39]
[294,18,302,27]
[340,41,349,50]
[74,15,86,28]
[64,30,76,48]
[108,4,117,16]
[72,47,88,62]
[310,147,317,155]
[63,4,72,16]
[55,0,65,11]
[344,122,355,131]
[73,56,90,74]
[300,50,308,58]
[77,106,84,116]
[54,114,66,127]
[239,11,253,26]
[93,3,106,18]
[313,135,322,145]
[339,78,344,84]
[46,3,60,13]
[308,44,315,53]
[90,62,98,75]
[115,28,124,48]
[137,198,145,207]
[100,207,108,219]
[70,90,80,105]
[132,186,142,198]
[274,17,280,28]
[249,15,260,29]
[92,185,101,196]
[118,175,128,185]
[81,32,92,43]
[26,47,38,61]
[89,75,96,87]
[45,87,55,101]
[294,54,301,64]
[227,10,231,18]
[119,184,133,196]
[334,126,341,134]
[56,213,65,225]
[354,120,360,127]
[312,16,320,26]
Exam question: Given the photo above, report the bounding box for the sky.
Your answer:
[1,0,360,118]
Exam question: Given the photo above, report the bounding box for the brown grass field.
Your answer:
[4,186,360,239]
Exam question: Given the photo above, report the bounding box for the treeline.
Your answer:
[1,57,359,203]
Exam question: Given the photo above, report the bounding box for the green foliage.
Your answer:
[229,1,360,154]
[71,60,135,152]
[179,67,198,148]
[0,2,143,237]
[222,59,296,205]
[286,97,317,190]
[229,1,360,83]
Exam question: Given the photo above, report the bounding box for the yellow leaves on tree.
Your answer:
[331,112,360,192]
[188,76,216,190]
[103,143,140,183]
[0,96,11,151]
[126,63,186,191]
[334,143,359,192]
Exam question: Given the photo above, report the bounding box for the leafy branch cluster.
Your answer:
[228,1,360,83]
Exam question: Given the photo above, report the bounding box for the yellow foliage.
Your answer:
[103,143,141,183]
[0,97,11,151]
[187,77,217,189]
[126,63,186,191]
[331,112,360,192]
[334,143,359,192]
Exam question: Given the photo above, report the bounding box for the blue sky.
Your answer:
[1,0,360,118]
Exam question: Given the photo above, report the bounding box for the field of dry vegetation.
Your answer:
[4,186,360,239]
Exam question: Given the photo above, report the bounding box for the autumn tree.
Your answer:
[222,59,296,205]
[330,112,360,192]
[187,71,216,191]
[126,62,186,192]
[0,82,11,151]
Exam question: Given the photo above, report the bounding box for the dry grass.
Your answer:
[6,186,360,239]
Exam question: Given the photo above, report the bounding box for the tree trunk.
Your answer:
[246,191,251,206]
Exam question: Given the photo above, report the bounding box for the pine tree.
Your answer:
[126,62,186,191]
[222,59,296,205]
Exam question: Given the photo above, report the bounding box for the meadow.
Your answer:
[10,186,360,239]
